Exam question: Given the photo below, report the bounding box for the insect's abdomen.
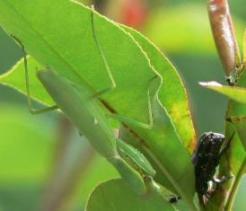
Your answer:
[37,70,118,158]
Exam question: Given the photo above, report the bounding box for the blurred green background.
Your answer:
[0,0,246,210]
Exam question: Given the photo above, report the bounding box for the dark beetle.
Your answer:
[193,132,231,202]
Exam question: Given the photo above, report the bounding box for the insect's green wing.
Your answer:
[117,139,156,177]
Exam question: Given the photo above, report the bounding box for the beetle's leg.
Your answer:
[212,175,232,184]
[202,193,210,205]
[90,6,116,99]
[10,35,58,114]
[205,192,211,199]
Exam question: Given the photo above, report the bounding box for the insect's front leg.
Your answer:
[212,132,235,186]
[90,6,116,98]
[10,35,58,114]
[212,175,232,185]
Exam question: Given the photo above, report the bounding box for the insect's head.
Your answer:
[199,132,225,154]
[192,132,225,164]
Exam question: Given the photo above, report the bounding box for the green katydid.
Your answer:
[10,6,165,197]
[37,69,147,194]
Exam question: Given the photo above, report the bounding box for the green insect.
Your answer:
[11,6,158,196]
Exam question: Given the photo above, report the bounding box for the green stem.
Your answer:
[225,158,246,210]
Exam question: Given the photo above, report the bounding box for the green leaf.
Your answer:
[200,79,246,151]
[124,26,196,151]
[120,77,196,209]
[0,0,158,127]
[0,0,195,144]
[86,179,176,211]
[200,81,246,104]
[0,57,54,106]
[0,0,196,206]
[117,139,156,177]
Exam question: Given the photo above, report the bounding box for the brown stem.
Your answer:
[41,116,96,211]
[208,0,241,76]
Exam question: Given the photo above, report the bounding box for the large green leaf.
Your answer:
[0,25,196,156]
[124,26,196,151]
[0,0,195,145]
[0,0,196,208]
[120,77,196,209]
[0,0,158,127]
[86,179,177,211]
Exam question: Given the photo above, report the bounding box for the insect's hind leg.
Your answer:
[10,35,58,114]
[90,6,116,98]
[212,175,232,185]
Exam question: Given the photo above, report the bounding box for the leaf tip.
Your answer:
[199,81,222,87]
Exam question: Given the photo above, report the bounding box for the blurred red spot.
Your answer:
[120,0,148,28]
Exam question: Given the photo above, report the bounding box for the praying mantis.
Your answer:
[10,6,182,203]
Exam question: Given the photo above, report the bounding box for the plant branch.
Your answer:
[208,0,241,77]
[42,116,96,211]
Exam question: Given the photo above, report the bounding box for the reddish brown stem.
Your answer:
[208,0,241,76]
[41,117,96,211]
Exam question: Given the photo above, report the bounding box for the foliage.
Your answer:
[0,0,245,210]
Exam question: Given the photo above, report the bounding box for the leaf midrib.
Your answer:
[4,0,92,88]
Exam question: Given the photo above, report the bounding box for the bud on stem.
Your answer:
[208,0,241,77]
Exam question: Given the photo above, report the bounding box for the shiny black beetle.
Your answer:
[192,132,232,203]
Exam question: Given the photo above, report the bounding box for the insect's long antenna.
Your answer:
[90,6,116,89]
